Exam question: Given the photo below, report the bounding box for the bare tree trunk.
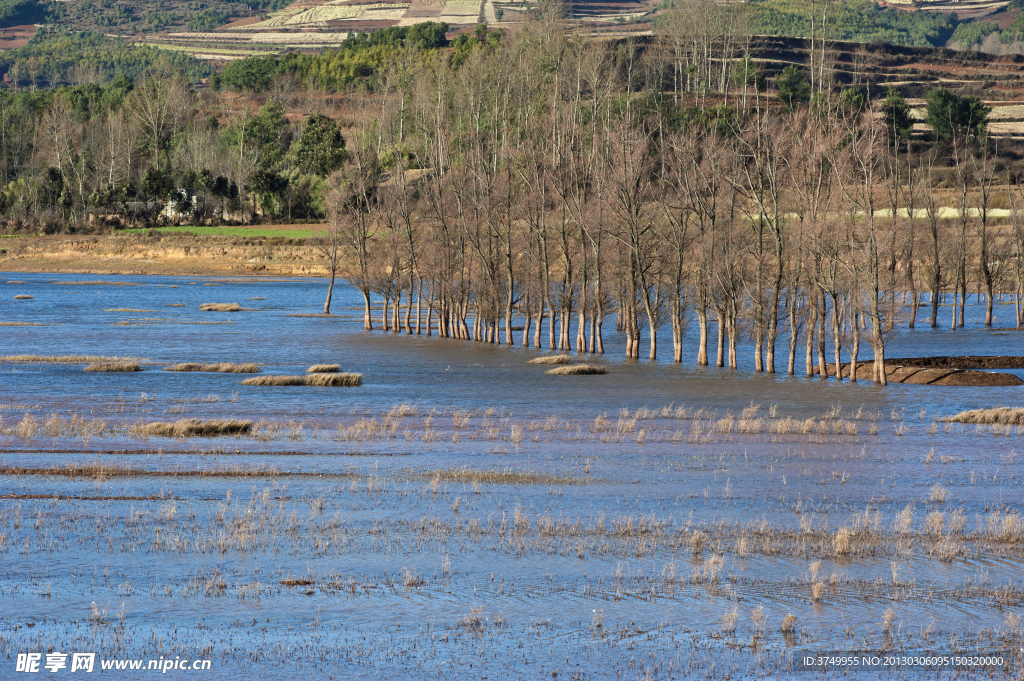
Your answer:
[324,272,335,315]
[805,293,815,377]
[787,288,798,375]
[534,298,544,349]
[523,295,532,347]
[849,306,860,383]
[830,293,843,381]
[715,308,725,368]
[415,278,423,335]
[426,280,435,336]
[392,287,401,333]
[696,304,708,365]
[362,289,373,331]
[404,277,414,334]
[816,289,827,379]
[728,299,738,368]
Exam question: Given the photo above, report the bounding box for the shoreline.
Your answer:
[0,231,332,278]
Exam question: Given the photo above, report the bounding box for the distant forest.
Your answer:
[748,0,958,47]
[0,30,212,88]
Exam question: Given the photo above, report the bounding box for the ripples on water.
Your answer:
[0,272,1021,679]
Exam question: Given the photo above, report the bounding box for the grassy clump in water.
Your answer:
[241,375,305,386]
[84,362,142,372]
[546,364,607,376]
[307,364,340,373]
[944,407,1024,425]
[144,419,253,437]
[13,295,33,299]
[164,363,259,373]
[528,355,572,365]
[199,303,242,312]
[305,373,361,386]
[0,355,143,364]
[241,373,362,387]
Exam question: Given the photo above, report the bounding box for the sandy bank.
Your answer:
[0,232,332,278]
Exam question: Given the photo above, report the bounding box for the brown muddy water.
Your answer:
[0,273,1022,679]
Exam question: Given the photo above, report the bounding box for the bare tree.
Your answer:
[311,222,344,314]
[124,74,192,171]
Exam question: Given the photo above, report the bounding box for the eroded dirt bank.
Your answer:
[0,232,331,277]
[821,357,1024,386]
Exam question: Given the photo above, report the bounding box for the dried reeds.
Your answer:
[306,364,340,373]
[164,363,260,373]
[944,407,1024,425]
[13,294,33,299]
[304,373,362,387]
[143,419,253,437]
[199,303,242,312]
[241,375,305,386]
[0,355,143,364]
[84,362,142,372]
[241,373,362,387]
[418,467,582,486]
[527,354,572,364]
[546,364,608,375]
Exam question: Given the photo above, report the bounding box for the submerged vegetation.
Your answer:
[527,355,572,365]
[83,362,141,371]
[240,373,362,387]
[143,418,253,437]
[0,355,143,363]
[545,364,608,376]
[945,407,1024,425]
[306,364,340,373]
[200,303,243,312]
[164,362,259,373]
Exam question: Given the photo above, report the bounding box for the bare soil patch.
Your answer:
[819,356,1024,385]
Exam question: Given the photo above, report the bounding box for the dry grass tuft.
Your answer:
[1,355,143,364]
[304,373,362,387]
[781,614,798,635]
[241,375,305,386]
[164,363,260,373]
[165,303,186,307]
[199,303,242,312]
[419,466,582,486]
[944,407,1024,425]
[104,308,153,312]
[0,322,50,326]
[546,364,608,375]
[144,419,253,437]
[528,354,572,364]
[306,364,340,373]
[833,527,852,555]
[241,373,362,387]
[13,294,33,299]
[84,362,142,372]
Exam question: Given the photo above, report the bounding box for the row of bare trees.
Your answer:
[318,24,1023,385]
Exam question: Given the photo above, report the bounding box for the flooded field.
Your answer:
[0,272,1022,679]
